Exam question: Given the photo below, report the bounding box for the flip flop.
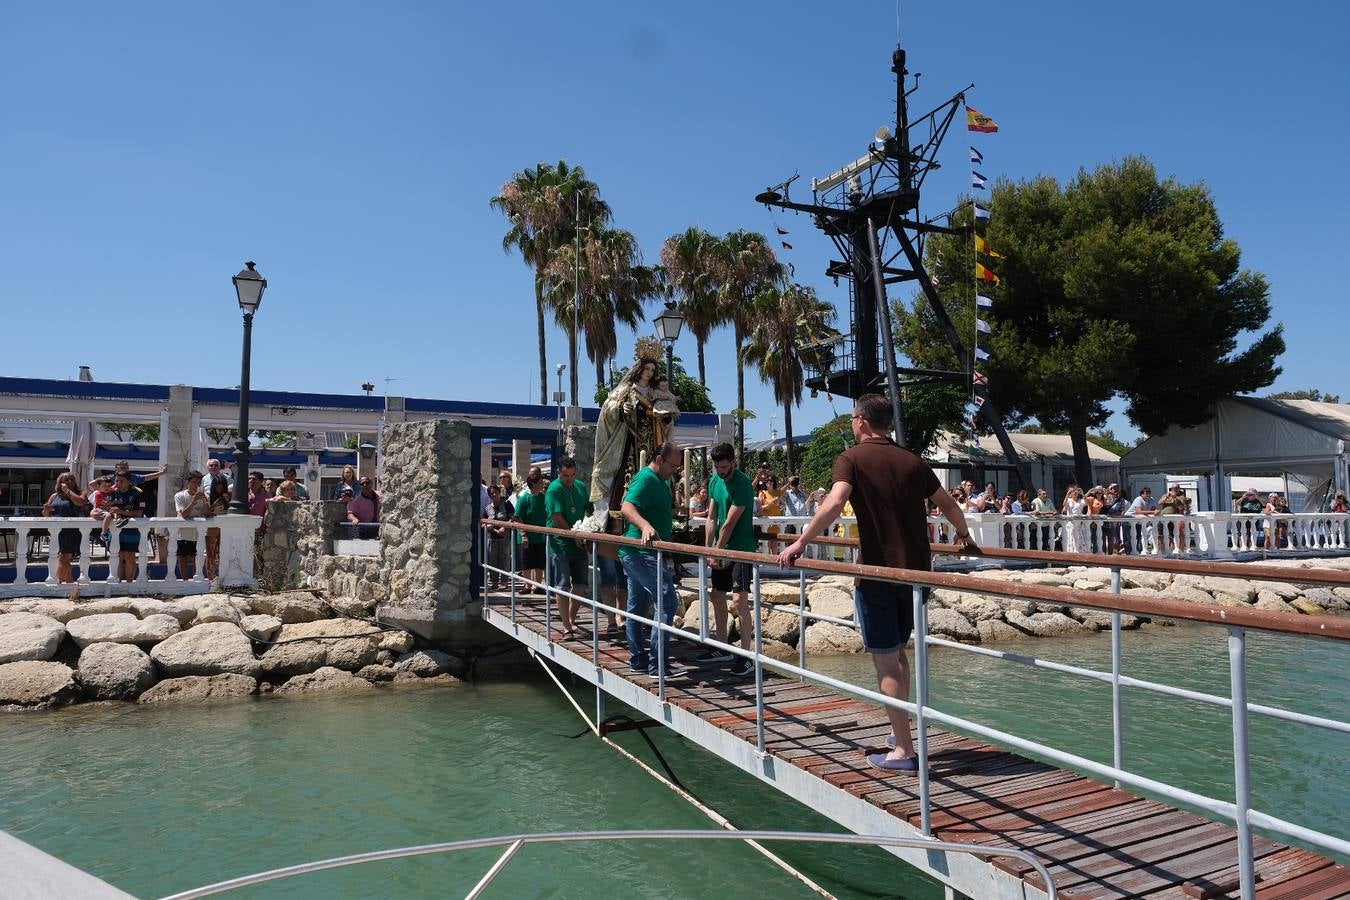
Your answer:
[867,752,919,773]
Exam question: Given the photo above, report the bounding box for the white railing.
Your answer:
[0,515,259,597]
[697,511,1350,560]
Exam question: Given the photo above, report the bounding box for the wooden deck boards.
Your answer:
[491,596,1349,899]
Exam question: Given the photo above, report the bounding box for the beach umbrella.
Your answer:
[66,366,96,485]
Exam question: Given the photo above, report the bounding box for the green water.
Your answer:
[0,625,1345,899]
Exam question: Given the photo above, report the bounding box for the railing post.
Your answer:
[509,530,518,624]
[14,525,30,587]
[697,554,709,643]
[165,523,179,585]
[544,555,553,642]
[105,523,119,585]
[913,585,932,836]
[797,569,808,680]
[1110,566,1124,788]
[195,529,208,584]
[44,526,59,586]
[77,525,93,587]
[590,541,600,669]
[656,548,666,702]
[753,563,766,754]
[135,525,149,585]
[1227,627,1256,900]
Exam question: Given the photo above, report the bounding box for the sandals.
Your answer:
[867,752,919,773]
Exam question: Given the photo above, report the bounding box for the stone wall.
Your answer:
[315,555,387,606]
[376,420,481,641]
[258,501,348,591]
[564,424,595,491]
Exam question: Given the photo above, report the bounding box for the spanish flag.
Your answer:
[976,262,1000,284]
[975,234,1003,258]
[966,107,999,133]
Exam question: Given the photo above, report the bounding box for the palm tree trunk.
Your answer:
[784,401,795,474]
[595,355,605,400]
[735,324,746,463]
[534,273,548,405]
[697,340,707,386]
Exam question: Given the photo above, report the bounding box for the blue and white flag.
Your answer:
[976,294,993,309]
[976,318,991,334]
[971,171,987,190]
[974,202,991,221]
[975,347,990,361]
[970,146,983,165]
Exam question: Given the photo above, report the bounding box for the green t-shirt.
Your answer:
[544,477,589,556]
[709,468,757,552]
[514,491,548,544]
[620,467,673,558]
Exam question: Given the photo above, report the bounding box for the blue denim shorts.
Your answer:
[596,553,620,587]
[853,580,917,653]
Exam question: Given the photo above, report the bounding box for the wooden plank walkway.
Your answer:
[486,593,1350,900]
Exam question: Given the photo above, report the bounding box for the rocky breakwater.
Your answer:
[673,557,1350,656]
[0,591,464,710]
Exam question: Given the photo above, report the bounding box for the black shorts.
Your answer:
[710,560,752,593]
[177,539,197,559]
[57,528,82,555]
[521,541,546,570]
[854,580,917,653]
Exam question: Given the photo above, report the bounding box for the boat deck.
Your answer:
[484,592,1350,899]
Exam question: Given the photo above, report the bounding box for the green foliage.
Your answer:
[1268,388,1341,404]
[897,156,1284,486]
[100,423,160,443]
[344,434,360,450]
[1086,428,1134,457]
[796,415,851,491]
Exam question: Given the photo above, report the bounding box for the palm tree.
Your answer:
[744,283,839,473]
[717,230,784,461]
[546,227,655,397]
[660,228,723,386]
[491,161,610,404]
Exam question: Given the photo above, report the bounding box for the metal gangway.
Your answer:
[478,520,1350,900]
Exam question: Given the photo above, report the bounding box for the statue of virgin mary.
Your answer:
[587,357,679,524]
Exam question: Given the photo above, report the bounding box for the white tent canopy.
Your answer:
[1120,397,1350,507]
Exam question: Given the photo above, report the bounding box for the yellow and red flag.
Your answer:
[975,234,1003,258]
[966,106,999,133]
[976,262,1000,284]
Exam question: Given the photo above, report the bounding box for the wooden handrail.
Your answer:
[481,520,1350,642]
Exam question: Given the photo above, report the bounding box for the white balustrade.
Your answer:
[687,511,1350,562]
[0,515,260,598]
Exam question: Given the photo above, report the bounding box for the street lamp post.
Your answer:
[230,261,266,514]
[653,302,685,385]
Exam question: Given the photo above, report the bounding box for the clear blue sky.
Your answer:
[3,1,1346,442]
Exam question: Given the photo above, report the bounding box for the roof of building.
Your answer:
[936,430,1121,465]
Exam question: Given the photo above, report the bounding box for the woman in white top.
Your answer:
[1061,486,1088,553]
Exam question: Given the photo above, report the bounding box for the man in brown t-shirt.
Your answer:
[778,394,976,772]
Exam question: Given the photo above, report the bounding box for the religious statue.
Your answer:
[588,357,680,525]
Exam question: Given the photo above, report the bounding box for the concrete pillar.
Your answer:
[356,434,377,482]
[159,385,194,516]
[305,452,321,500]
[512,439,533,481]
[479,440,493,487]
[717,414,736,448]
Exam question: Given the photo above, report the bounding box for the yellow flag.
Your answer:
[975,234,1003,258]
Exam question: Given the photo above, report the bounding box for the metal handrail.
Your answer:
[159,828,1061,900]
[482,519,1350,899]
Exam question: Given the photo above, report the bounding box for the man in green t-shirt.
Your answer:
[512,474,549,593]
[696,442,755,675]
[620,440,685,678]
[545,456,590,638]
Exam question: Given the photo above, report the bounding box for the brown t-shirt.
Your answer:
[832,439,941,572]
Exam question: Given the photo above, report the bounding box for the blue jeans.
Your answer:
[621,551,678,672]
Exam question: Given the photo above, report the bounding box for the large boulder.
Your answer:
[977,619,1029,643]
[1301,588,1350,613]
[62,597,140,621]
[356,664,398,683]
[926,608,978,642]
[802,621,865,654]
[947,595,1006,623]
[276,666,377,695]
[1019,572,1069,587]
[0,612,66,663]
[0,598,78,621]
[1249,580,1299,600]
[193,598,242,626]
[66,613,181,649]
[130,599,196,627]
[77,642,156,700]
[1122,569,1173,592]
[1006,610,1091,638]
[0,661,80,708]
[138,673,257,704]
[392,649,462,677]
[239,614,283,642]
[258,619,383,676]
[150,623,261,678]
[249,591,330,624]
[1160,585,1223,607]
[377,630,414,654]
[1070,609,1142,631]
[807,585,856,621]
[1200,577,1256,604]
[1291,597,1327,616]
[1253,593,1295,614]
[733,605,801,646]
